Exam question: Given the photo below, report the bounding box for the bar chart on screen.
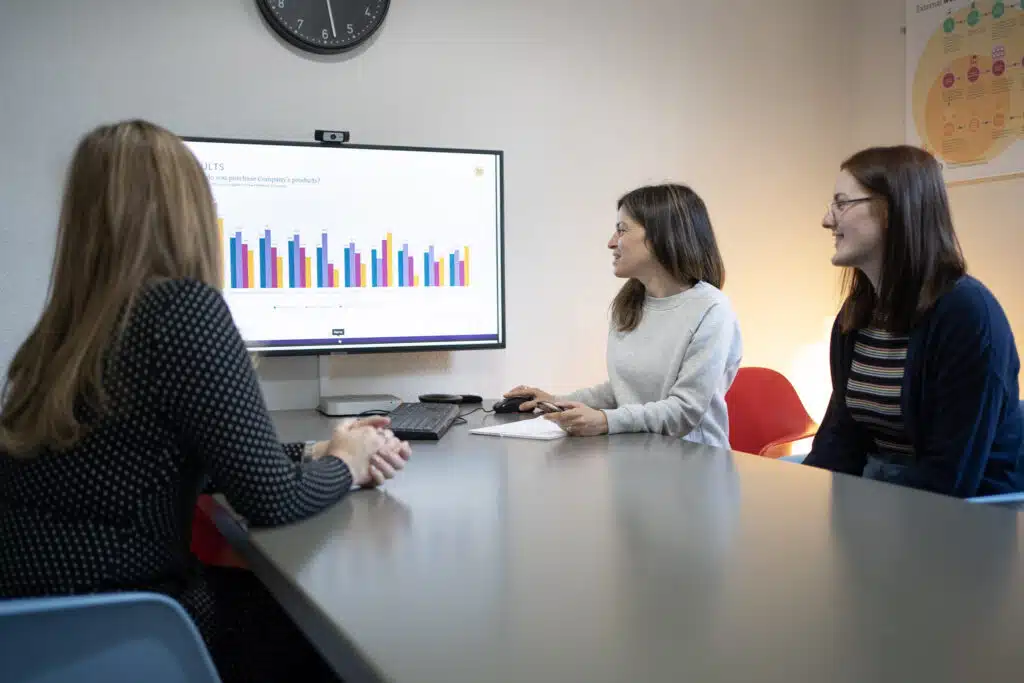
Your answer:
[223,225,472,290]
[192,138,503,352]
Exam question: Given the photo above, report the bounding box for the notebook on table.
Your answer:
[469,417,567,440]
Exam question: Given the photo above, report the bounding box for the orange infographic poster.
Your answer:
[907,1,1024,182]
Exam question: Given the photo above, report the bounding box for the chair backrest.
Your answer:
[725,367,816,455]
[0,592,221,683]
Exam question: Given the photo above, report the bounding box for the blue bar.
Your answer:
[321,233,329,288]
[423,252,430,286]
[235,232,243,289]
[344,247,351,287]
[259,237,267,288]
[316,247,324,287]
[289,238,296,288]
[450,252,455,286]
[398,250,405,287]
[265,229,272,287]
[372,249,378,287]
[229,237,238,288]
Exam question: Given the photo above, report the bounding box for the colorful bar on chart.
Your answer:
[219,223,471,290]
[288,236,296,288]
[321,233,329,288]
[386,233,394,288]
[229,235,238,288]
[240,243,248,289]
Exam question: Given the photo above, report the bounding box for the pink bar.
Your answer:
[459,260,466,287]
[407,256,413,287]
[433,261,440,286]
[241,244,249,289]
[354,253,361,287]
[271,247,278,288]
[327,263,334,288]
[299,247,306,288]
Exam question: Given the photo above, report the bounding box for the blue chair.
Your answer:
[0,592,221,683]
[965,492,1024,506]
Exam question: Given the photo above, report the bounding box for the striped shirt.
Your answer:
[845,327,914,458]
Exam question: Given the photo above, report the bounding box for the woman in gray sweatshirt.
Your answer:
[505,184,742,448]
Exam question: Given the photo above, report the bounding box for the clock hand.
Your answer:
[325,0,337,38]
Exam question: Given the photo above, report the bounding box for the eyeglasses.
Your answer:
[827,196,876,218]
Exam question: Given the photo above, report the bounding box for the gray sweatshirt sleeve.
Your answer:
[561,382,617,410]
[602,302,740,436]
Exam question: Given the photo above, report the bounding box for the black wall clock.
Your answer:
[256,0,390,54]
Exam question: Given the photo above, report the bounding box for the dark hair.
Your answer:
[837,146,966,334]
[611,184,725,332]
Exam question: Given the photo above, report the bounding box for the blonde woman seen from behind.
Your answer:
[0,120,409,683]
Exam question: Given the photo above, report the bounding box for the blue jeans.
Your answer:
[777,454,909,481]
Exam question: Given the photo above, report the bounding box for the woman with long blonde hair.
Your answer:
[0,120,410,682]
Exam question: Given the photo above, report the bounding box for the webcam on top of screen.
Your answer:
[314,129,350,144]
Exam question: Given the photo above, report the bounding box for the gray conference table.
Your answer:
[211,406,1024,683]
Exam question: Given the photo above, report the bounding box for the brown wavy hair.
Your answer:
[611,184,725,332]
[0,120,222,456]
[837,146,966,334]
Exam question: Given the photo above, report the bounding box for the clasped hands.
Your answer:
[308,416,411,487]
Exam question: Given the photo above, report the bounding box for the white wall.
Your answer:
[0,0,852,412]
[849,0,1024,375]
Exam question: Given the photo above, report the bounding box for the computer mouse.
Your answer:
[492,396,531,413]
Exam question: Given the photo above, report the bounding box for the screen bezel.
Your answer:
[182,135,506,357]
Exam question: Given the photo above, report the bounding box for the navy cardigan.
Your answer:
[804,276,1024,498]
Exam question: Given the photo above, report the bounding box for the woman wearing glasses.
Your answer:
[803,145,1023,498]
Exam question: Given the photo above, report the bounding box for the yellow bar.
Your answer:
[414,274,420,287]
[247,250,255,288]
[386,233,393,287]
[439,259,445,287]
[360,263,367,287]
[333,267,340,288]
[276,257,284,289]
[463,246,470,287]
[305,258,312,289]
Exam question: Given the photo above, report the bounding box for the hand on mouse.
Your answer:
[504,385,555,412]
[542,401,609,437]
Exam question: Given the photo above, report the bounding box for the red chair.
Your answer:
[725,367,818,458]
[190,495,248,568]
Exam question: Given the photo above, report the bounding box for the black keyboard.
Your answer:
[387,402,460,441]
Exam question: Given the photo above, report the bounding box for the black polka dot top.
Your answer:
[0,278,352,598]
